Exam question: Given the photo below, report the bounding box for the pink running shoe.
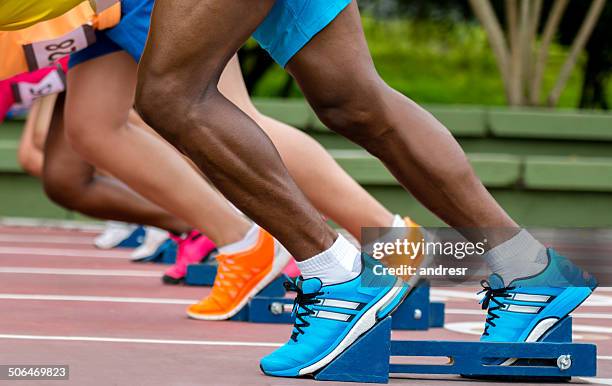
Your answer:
[162,230,216,285]
[282,258,300,278]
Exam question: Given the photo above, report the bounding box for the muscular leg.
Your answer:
[64,50,250,245]
[43,93,191,233]
[286,2,517,246]
[219,56,394,239]
[137,0,336,259]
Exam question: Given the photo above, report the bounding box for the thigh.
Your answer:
[65,50,137,134]
[138,0,276,94]
[285,1,380,106]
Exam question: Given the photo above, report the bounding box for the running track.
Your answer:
[0,225,610,385]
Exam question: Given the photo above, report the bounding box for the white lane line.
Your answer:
[0,267,160,277]
[0,247,131,259]
[0,334,281,348]
[0,294,194,305]
[446,308,612,319]
[580,378,612,385]
[0,217,104,230]
[432,289,612,307]
[0,234,94,245]
[445,321,612,336]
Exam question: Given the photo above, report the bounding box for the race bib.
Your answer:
[22,24,96,71]
[11,66,66,106]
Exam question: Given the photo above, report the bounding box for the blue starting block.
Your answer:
[229,275,289,322]
[185,261,218,286]
[315,316,596,383]
[115,226,146,248]
[131,239,177,264]
[391,282,444,330]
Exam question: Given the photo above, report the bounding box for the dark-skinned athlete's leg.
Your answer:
[286,2,518,246]
[259,1,593,377]
[136,0,336,261]
[43,93,192,233]
[136,1,411,369]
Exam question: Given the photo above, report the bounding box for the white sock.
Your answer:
[484,229,548,285]
[296,234,361,286]
[217,222,259,255]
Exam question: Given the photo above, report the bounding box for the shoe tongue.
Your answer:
[298,277,323,294]
[487,273,505,289]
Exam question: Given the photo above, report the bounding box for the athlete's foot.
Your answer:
[94,221,137,249]
[131,227,169,261]
[479,248,597,365]
[259,254,409,378]
[186,228,290,320]
[162,230,216,285]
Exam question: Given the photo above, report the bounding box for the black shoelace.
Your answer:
[284,279,323,342]
[478,279,515,336]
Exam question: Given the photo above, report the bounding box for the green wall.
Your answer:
[1,100,612,226]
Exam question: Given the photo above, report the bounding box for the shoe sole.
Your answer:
[186,241,291,321]
[162,275,183,285]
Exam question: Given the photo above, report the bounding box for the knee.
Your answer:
[311,80,395,144]
[63,115,102,157]
[135,72,218,148]
[42,165,84,211]
[17,147,42,177]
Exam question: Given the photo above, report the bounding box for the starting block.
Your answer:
[185,261,218,286]
[115,225,145,248]
[229,275,289,322]
[132,239,177,264]
[390,282,444,330]
[315,316,597,383]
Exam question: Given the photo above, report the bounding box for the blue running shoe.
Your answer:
[260,254,410,378]
[479,248,597,365]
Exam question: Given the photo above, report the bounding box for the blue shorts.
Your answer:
[69,0,153,68]
[253,0,351,67]
[70,0,350,68]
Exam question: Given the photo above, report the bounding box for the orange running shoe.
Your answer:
[187,227,290,320]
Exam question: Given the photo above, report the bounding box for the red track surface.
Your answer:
[0,225,610,385]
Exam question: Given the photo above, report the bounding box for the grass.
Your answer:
[251,17,608,109]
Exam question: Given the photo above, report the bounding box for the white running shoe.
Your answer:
[94,221,138,249]
[131,227,170,260]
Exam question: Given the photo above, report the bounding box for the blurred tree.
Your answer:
[557,0,611,109]
[239,0,609,109]
[469,0,606,107]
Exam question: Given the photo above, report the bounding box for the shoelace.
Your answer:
[284,279,323,342]
[478,279,515,336]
